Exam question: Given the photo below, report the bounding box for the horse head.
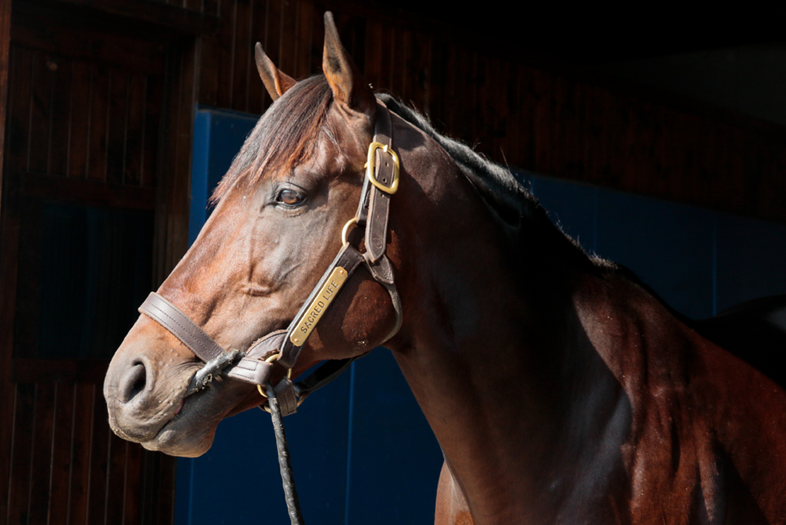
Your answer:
[104,13,430,457]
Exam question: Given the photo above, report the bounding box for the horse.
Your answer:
[103,12,786,524]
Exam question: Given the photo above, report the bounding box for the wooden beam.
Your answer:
[20,172,157,210]
[0,0,14,519]
[0,0,10,208]
[52,0,219,35]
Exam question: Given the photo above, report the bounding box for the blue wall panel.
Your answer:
[530,176,597,253]
[346,351,443,525]
[594,190,715,319]
[176,372,352,525]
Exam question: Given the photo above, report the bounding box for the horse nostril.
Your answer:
[119,362,147,404]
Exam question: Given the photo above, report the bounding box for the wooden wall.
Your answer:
[0,0,199,522]
[1,1,784,524]
[179,0,786,223]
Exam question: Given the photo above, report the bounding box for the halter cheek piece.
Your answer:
[138,100,402,416]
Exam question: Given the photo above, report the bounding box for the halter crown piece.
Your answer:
[138,100,402,416]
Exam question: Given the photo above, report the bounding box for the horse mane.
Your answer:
[377,94,599,270]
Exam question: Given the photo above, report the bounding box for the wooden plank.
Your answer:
[86,386,109,525]
[48,56,73,177]
[246,0,267,115]
[6,198,35,360]
[123,72,146,186]
[394,28,409,97]
[277,0,296,80]
[106,68,129,185]
[307,1,324,76]
[67,383,95,525]
[104,422,128,524]
[438,38,456,134]
[407,30,430,112]
[142,73,162,188]
[497,58,512,162]
[203,0,218,18]
[758,138,786,221]
[232,0,252,112]
[363,18,382,91]
[138,450,177,525]
[293,0,313,80]
[263,0,283,106]
[87,64,109,182]
[0,0,11,192]
[48,382,76,524]
[67,60,92,178]
[486,56,503,160]
[0,30,21,519]
[198,34,219,107]
[155,38,197,278]
[11,358,110,384]
[20,172,156,209]
[6,384,35,525]
[377,23,393,93]
[6,46,33,172]
[38,0,218,36]
[333,11,363,70]
[123,443,143,525]
[27,50,53,175]
[184,0,201,16]
[11,7,168,76]
[28,383,56,524]
[215,0,236,108]
[265,0,282,71]
[426,34,446,122]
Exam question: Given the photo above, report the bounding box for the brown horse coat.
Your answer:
[104,13,786,524]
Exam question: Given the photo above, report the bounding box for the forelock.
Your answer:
[211,75,334,203]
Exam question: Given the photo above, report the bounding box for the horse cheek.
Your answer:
[308,275,398,359]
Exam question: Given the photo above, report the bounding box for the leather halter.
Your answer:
[139,100,402,415]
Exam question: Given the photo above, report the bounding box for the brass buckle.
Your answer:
[366,142,399,194]
[257,353,292,398]
[341,217,359,247]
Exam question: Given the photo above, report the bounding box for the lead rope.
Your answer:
[267,382,305,525]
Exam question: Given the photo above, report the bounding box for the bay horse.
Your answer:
[104,12,786,524]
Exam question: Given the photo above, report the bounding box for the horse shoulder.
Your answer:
[686,330,786,521]
[575,273,786,522]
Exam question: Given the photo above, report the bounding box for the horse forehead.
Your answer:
[323,107,372,162]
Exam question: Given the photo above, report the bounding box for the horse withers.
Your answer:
[104,12,786,524]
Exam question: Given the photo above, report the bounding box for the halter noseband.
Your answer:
[138,100,403,416]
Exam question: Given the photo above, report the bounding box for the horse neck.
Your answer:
[386,158,632,520]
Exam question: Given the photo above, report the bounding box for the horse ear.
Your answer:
[322,12,375,117]
[255,43,296,101]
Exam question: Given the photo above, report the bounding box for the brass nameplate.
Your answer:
[290,267,348,346]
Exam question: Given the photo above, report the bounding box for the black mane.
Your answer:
[377,94,596,269]
[377,94,538,229]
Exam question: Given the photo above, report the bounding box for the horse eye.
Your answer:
[276,188,305,207]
